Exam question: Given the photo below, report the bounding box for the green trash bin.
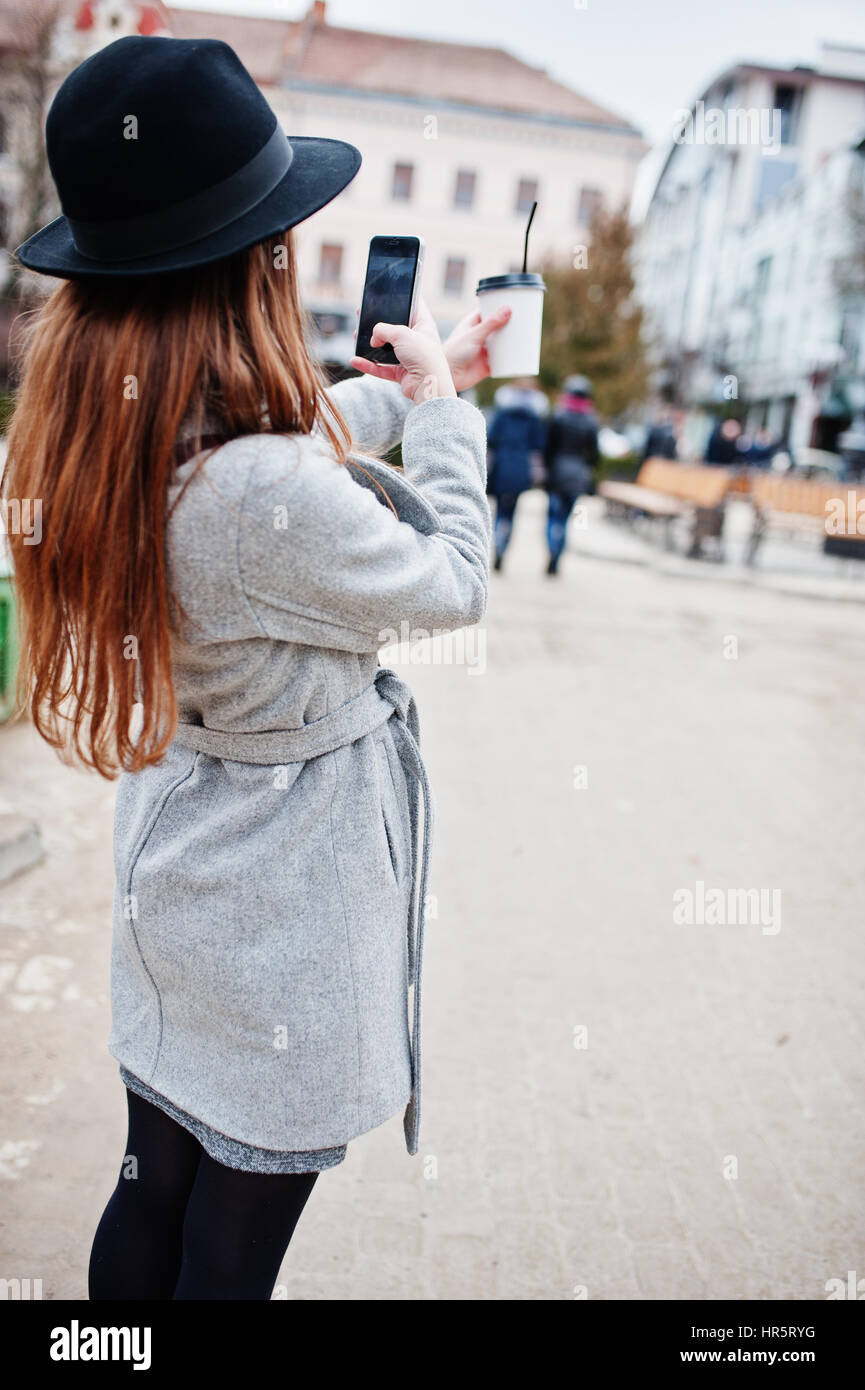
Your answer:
[0,569,20,724]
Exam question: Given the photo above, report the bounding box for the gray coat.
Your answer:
[108,376,489,1162]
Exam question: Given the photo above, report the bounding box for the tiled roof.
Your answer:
[165,5,640,133]
[166,7,299,85]
[294,23,637,130]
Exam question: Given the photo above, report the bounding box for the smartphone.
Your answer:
[354,235,425,365]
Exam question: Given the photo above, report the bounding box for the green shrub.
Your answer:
[597,452,641,483]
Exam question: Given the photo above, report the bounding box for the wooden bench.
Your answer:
[748,476,865,563]
[599,459,732,555]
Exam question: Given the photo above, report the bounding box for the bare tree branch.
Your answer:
[0,0,71,293]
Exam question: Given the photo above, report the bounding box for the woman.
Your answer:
[4,35,507,1300]
[543,375,600,575]
[486,379,547,571]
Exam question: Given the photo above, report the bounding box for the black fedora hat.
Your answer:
[15,34,361,279]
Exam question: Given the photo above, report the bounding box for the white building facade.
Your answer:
[277,82,644,345]
[635,45,865,453]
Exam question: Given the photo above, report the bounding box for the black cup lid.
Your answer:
[476,272,546,292]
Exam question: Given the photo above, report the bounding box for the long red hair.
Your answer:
[2,231,352,778]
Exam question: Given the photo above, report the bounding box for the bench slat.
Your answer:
[598,480,683,516]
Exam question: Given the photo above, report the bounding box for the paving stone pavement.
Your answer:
[1,490,864,1300]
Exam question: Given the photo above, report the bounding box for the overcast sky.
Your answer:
[175,0,865,211]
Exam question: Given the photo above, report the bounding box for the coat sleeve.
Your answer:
[322,373,414,456]
[236,395,490,653]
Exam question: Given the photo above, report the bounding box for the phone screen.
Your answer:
[355,238,420,365]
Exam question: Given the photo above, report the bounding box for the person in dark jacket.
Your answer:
[642,405,678,461]
[543,375,600,575]
[486,379,548,570]
[704,417,742,464]
[743,426,777,467]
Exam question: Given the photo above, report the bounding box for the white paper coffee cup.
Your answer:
[476,272,546,378]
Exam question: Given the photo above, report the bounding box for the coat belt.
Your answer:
[172,666,433,1157]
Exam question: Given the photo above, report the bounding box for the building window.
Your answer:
[443,257,466,296]
[577,186,602,225]
[773,84,801,146]
[311,309,351,340]
[454,169,476,209]
[318,243,343,286]
[392,162,414,201]
[755,158,797,212]
[515,178,538,213]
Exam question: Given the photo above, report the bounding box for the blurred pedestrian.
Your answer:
[704,417,742,465]
[487,378,548,570]
[543,374,600,575]
[642,405,678,461]
[744,425,777,467]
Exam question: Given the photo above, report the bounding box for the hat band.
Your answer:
[67,122,293,263]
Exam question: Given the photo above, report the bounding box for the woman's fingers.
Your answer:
[473,305,511,342]
[349,354,379,375]
[409,295,438,334]
[370,321,402,348]
[348,355,401,381]
[449,308,482,338]
[371,321,425,363]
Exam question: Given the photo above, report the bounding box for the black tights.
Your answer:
[89,1088,318,1300]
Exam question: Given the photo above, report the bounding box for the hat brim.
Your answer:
[14,135,361,279]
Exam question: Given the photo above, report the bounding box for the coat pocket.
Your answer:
[374,735,409,885]
[112,752,200,1079]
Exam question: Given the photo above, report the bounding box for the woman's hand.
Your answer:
[442,305,512,391]
[349,297,457,405]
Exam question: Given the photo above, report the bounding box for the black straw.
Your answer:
[522,200,537,273]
